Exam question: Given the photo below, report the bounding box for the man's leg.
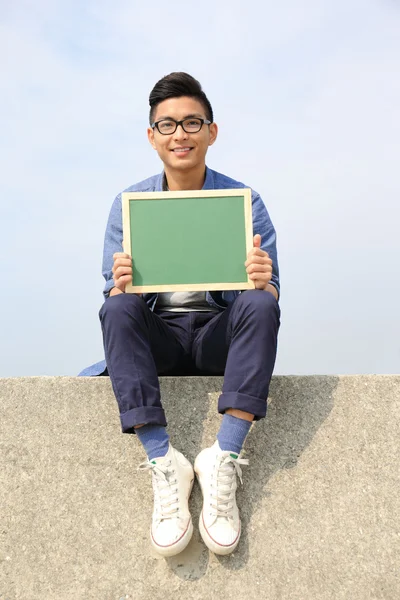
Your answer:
[193,289,280,418]
[100,294,194,557]
[100,293,189,434]
[193,289,280,555]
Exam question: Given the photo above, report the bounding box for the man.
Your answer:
[95,72,280,557]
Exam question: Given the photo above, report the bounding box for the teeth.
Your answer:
[173,148,191,152]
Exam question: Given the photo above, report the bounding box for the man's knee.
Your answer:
[236,289,279,318]
[99,293,145,322]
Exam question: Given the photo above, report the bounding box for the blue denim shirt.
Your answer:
[79,166,280,376]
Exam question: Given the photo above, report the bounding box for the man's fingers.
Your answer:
[253,234,262,248]
[248,270,272,278]
[114,258,132,268]
[248,271,272,283]
[245,255,272,267]
[247,247,269,260]
[246,262,273,272]
[247,265,272,276]
[112,257,132,273]
[114,266,132,279]
[118,275,132,282]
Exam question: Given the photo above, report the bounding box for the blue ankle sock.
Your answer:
[217,414,252,455]
[135,425,170,461]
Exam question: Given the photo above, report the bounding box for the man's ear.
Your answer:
[147,127,157,150]
[208,122,218,147]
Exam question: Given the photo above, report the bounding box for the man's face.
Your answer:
[147,96,218,173]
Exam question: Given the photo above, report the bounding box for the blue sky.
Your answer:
[1,0,399,376]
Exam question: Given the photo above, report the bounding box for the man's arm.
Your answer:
[109,287,124,296]
[265,283,279,301]
[102,194,124,298]
[102,196,142,298]
[109,286,142,297]
[246,234,280,299]
[251,192,280,300]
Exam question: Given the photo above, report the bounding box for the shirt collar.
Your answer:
[202,166,214,190]
[159,166,214,192]
[154,172,164,192]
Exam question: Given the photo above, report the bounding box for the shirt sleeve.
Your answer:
[102,193,123,299]
[252,191,280,299]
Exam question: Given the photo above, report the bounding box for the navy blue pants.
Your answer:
[100,290,280,433]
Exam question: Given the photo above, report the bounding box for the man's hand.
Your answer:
[245,234,274,292]
[112,252,132,293]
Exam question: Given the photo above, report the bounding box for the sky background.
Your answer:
[0,0,399,377]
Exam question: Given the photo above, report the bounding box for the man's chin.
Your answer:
[166,159,196,171]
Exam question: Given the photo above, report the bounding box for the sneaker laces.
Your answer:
[209,454,249,522]
[138,459,180,522]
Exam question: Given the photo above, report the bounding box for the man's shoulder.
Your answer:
[116,168,260,196]
[208,168,261,199]
[121,173,162,194]
[208,168,248,190]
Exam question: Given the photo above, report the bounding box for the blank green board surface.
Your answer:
[126,194,250,289]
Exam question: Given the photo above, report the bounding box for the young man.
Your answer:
[97,72,280,557]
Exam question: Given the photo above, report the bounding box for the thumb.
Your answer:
[253,234,262,248]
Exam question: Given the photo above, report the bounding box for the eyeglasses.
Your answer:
[151,117,211,135]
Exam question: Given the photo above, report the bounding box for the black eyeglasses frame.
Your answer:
[151,117,212,135]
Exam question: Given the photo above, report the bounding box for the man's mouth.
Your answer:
[171,147,193,153]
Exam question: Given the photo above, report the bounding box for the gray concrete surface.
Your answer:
[0,375,399,600]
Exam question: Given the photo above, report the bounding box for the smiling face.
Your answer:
[147,96,218,177]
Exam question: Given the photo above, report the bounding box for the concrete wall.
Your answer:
[1,375,399,600]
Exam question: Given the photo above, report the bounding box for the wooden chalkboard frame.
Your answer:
[122,188,254,294]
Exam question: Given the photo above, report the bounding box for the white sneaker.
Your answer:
[138,444,194,557]
[194,441,249,555]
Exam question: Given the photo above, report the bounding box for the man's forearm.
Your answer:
[109,287,142,298]
[109,287,124,297]
[266,284,279,301]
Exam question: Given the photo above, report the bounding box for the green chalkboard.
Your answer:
[122,189,253,293]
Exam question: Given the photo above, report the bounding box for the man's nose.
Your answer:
[173,123,189,140]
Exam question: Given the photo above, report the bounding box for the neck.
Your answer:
[164,164,206,191]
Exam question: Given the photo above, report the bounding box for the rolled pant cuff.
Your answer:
[218,391,267,420]
[120,406,167,434]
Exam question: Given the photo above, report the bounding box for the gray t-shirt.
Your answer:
[155,291,219,313]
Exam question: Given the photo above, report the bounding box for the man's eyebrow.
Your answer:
[155,113,204,121]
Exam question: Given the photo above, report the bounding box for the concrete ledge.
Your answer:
[1,375,399,600]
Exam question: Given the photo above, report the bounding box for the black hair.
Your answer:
[149,72,214,125]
